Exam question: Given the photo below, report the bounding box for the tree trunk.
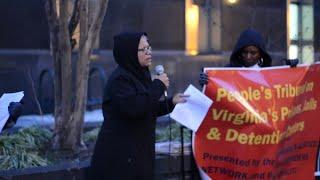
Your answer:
[45,0,109,152]
[70,0,109,150]
[67,0,90,149]
[56,0,74,149]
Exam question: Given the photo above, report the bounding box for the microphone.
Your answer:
[155,65,168,97]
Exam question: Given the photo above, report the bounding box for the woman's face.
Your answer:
[137,36,152,67]
[241,45,261,67]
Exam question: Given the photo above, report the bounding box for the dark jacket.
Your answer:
[89,32,174,180]
[229,29,272,67]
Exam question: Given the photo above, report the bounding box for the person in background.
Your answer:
[199,29,272,86]
[3,102,23,130]
[89,32,188,179]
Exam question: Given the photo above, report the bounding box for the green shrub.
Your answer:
[156,122,191,143]
[0,126,52,170]
[82,127,100,143]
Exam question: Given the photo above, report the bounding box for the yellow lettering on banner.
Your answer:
[281,107,289,120]
[273,82,314,99]
[225,129,280,145]
[279,121,304,141]
[264,89,272,99]
[280,99,317,120]
[206,128,221,140]
[212,108,266,125]
[271,111,279,122]
[223,121,305,145]
[225,129,238,141]
[306,82,314,91]
[215,87,261,102]
[303,98,317,111]
[216,88,228,102]
[215,82,314,102]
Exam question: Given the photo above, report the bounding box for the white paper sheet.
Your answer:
[0,91,24,132]
[170,84,212,132]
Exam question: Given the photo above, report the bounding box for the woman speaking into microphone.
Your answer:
[89,32,188,180]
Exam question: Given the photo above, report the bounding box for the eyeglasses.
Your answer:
[138,46,152,55]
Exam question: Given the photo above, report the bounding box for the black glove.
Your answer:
[8,102,22,118]
[199,72,208,87]
[4,102,22,129]
[284,58,299,68]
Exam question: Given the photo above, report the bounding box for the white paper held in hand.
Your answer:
[170,85,212,132]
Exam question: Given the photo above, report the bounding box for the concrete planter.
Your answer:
[0,155,200,180]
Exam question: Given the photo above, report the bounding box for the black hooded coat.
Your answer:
[89,32,174,180]
[229,29,272,67]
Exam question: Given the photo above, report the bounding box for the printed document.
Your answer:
[170,85,212,132]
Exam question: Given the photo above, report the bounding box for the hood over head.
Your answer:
[229,29,272,67]
[113,32,151,85]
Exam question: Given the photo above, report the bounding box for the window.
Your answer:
[288,0,314,64]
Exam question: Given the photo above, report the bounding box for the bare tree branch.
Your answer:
[69,0,80,49]
[89,0,109,46]
[45,0,63,133]
[79,0,89,47]
[27,69,43,117]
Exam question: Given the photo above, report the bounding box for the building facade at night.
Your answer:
[0,0,319,114]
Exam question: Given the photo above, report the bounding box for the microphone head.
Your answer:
[155,65,164,75]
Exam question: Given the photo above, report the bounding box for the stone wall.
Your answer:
[0,50,285,115]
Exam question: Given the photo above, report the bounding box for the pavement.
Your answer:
[14,109,173,129]
[14,109,104,129]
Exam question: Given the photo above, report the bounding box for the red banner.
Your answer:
[194,63,320,179]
